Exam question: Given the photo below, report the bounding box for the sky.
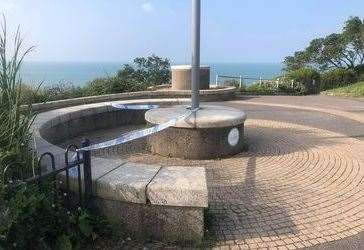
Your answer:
[1,0,363,63]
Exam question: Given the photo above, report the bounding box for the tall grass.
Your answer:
[0,17,36,187]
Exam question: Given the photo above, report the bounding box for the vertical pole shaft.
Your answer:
[82,139,92,209]
[191,0,201,109]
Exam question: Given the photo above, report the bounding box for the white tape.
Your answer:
[78,108,197,152]
[111,103,160,110]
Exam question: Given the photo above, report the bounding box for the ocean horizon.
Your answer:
[20,61,283,87]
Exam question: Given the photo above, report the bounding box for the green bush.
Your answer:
[122,55,171,86]
[20,81,85,104]
[0,18,115,250]
[84,78,111,96]
[278,81,307,95]
[246,83,275,95]
[44,82,84,101]
[286,68,321,94]
[322,81,364,97]
[354,64,364,81]
[19,84,48,104]
[321,68,357,91]
[84,76,145,96]
[222,79,241,88]
[242,80,307,95]
[0,183,110,249]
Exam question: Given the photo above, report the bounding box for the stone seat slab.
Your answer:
[147,166,208,208]
[96,163,161,204]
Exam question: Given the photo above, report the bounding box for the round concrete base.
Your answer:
[171,65,210,90]
[145,105,247,159]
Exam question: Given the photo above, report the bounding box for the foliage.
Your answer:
[20,81,84,104]
[118,54,171,86]
[284,16,364,71]
[85,54,170,96]
[222,79,241,88]
[0,182,110,249]
[286,67,321,94]
[321,68,357,91]
[0,17,114,250]
[20,55,171,103]
[85,75,145,96]
[245,83,275,95]
[0,17,36,186]
[322,81,364,97]
[239,80,307,95]
[44,81,84,101]
[354,64,364,81]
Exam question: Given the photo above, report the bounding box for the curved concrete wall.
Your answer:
[32,99,208,243]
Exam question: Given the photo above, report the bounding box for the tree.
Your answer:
[117,54,171,86]
[284,16,364,71]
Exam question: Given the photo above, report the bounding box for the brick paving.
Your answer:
[61,96,364,249]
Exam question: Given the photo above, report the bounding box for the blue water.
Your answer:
[20,62,283,87]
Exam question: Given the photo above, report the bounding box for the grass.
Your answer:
[322,81,364,97]
[0,17,36,188]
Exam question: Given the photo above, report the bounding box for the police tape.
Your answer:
[111,103,160,110]
[77,107,197,152]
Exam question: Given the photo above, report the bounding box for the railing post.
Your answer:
[82,139,92,209]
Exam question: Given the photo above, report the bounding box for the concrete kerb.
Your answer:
[31,98,209,243]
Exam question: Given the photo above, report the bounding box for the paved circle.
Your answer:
[60,99,364,249]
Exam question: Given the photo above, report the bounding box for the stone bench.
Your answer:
[31,99,208,243]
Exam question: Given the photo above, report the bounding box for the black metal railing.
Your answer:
[6,139,92,211]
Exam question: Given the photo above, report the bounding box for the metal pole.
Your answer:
[82,139,92,209]
[191,0,201,109]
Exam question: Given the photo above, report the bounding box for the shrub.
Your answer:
[245,83,275,95]
[19,84,48,104]
[321,68,357,91]
[286,68,321,94]
[44,81,84,101]
[278,81,307,95]
[83,55,170,97]
[354,64,364,81]
[84,76,145,96]
[0,18,114,250]
[222,79,241,88]
[243,81,307,95]
[0,183,110,249]
[84,78,111,96]
[322,81,364,97]
[121,54,171,87]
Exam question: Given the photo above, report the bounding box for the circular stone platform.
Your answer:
[145,105,247,159]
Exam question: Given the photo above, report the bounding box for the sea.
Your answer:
[20,62,283,87]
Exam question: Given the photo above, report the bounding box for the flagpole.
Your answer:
[191,0,201,109]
